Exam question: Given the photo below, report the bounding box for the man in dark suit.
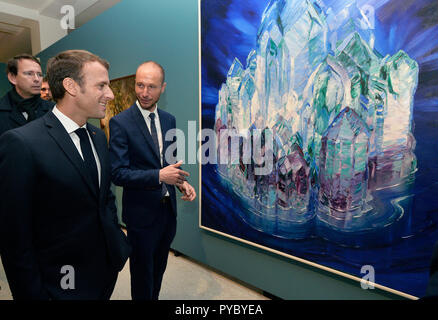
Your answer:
[0,53,54,136]
[0,50,131,300]
[109,61,196,300]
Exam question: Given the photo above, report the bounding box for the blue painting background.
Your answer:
[201,0,438,298]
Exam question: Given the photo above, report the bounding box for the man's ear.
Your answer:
[161,82,167,94]
[7,73,17,86]
[63,77,77,96]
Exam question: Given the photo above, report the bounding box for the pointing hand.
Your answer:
[159,160,189,185]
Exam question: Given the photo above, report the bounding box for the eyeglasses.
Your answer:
[22,71,43,78]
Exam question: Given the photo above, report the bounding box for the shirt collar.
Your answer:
[52,105,86,134]
[136,100,159,120]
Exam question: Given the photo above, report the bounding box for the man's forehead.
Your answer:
[82,60,108,71]
[17,59,41,71]
[135,73,159,81]
[81,61,109,79]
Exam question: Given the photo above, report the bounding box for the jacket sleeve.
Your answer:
[102,181,131,271]
[108,117,160,188]
[0,130,50,300]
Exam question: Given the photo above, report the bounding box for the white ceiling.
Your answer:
[0,0,103,18]
[0,0,121,62]
[0,0,52,11]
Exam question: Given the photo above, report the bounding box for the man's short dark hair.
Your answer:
[46,49,110,102]
[6,53,41,76]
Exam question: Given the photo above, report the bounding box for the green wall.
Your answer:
[0,63,11,98]
[37,0,404,300]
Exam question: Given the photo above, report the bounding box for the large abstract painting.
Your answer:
[200,0,438,298]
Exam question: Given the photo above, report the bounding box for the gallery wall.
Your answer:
[36,0,402,299]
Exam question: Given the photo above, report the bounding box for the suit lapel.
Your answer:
[44,112,98,199]
[130,104,161,166]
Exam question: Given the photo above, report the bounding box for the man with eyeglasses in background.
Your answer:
[0,53,54,137]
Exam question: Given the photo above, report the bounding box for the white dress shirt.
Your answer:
[136,101,164,167]
[52,106,101,187]
[136,101,169,195]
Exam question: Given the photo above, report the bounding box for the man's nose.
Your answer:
[107,87,115,100]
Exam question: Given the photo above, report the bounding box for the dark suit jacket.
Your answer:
[109,104,178,228]
[0,91,54,137]
[0,111,131,300]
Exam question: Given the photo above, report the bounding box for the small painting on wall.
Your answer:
[100,74,136,140]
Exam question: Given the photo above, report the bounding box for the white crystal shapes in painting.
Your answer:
[214,0,419,235]
[277,144,311,213]
[381,51,418,151]
[367,50,419,191]
[318,107,370,227]
[255,0,329,129]
[227,58,244,130]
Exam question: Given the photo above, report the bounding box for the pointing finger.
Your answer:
[178,170,190,177]
[172,160,184,167]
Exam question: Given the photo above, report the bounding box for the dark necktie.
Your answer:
[75,128,99,191]
[149,113,161,159]
[149,113,167,197]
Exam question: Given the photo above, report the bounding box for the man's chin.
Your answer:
[139,103,155,111]
[94,111,106,119]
